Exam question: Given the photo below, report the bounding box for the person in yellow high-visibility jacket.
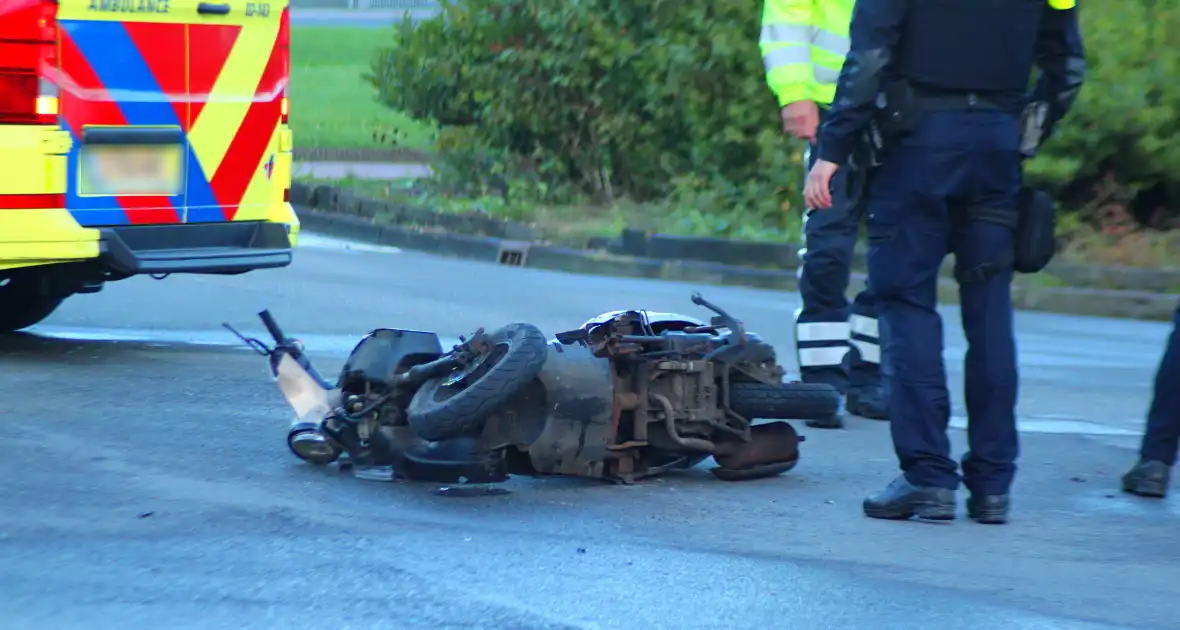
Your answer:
[760,0,886,429]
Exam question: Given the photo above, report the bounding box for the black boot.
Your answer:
[848,385,888,420]
[1121,459,1171,498]
[966,493,1010,524]
[806,394,845,429]
[863,474,956,521]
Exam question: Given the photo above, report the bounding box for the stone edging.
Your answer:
[292,147,433,164]
[295,208,1179,322]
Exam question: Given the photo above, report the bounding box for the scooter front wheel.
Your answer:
[406,322,548,442]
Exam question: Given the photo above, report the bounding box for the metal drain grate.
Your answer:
[497,241,530,267]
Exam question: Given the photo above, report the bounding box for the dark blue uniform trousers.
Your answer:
[864,110,1021,496]
[799,134,882,394]
[1140,302,1180,466]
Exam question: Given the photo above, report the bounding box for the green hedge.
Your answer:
[369,0,1180,237]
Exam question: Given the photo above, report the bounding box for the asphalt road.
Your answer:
[2,233,1178,630]
[293,160,432,180]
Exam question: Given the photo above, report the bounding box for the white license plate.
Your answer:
[79,144,184,196]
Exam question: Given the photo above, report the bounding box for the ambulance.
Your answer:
[0,0,298,332]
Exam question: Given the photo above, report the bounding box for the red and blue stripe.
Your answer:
[58,19,222,226]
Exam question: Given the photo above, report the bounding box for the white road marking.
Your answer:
[18,324,1150,439]
[297,233,402,254]
[949,414,1141,437]
[26,325,460,357]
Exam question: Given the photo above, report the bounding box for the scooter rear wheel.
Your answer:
[728,380,840,421]
[406,322,548,442]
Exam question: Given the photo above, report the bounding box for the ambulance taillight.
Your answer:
[0,0,59,126]
[278,5,289,125]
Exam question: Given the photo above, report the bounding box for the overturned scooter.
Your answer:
[228,293,841,486]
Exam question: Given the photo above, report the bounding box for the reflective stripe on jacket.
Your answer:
[759,0,854,107]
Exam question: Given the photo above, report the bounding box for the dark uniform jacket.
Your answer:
[817,0,1087,166]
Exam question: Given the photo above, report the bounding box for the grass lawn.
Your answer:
[290,26,437,152]
[294,176,799,247]
[295,176,633,245]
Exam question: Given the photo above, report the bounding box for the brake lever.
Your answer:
[222,322,272,356]
[690,292,746,343]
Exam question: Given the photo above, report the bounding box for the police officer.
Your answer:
[1122,303,1180,499]
[760,0,887,429]
[803,0,1086,523]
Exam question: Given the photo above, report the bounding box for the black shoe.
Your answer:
[848,385,888,420]
[863,475,956,521]
[806,395,845,429]
[966,493,1010,524]
[1121,459,1171,498]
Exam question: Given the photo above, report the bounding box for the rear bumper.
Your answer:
[99,221,293,275]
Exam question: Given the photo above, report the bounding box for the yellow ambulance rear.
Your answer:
[0,0,298,332]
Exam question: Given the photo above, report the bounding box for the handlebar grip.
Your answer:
[258,310,286,344]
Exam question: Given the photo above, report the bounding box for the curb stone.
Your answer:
[295,208,1179,322]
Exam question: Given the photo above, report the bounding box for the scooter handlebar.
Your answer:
[258,309,286,345]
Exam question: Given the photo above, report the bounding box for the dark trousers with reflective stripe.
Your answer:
[865,110,1020,496]
[1140,302,1180,466]
[798,120,882,395]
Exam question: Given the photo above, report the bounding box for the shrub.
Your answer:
[369,0,804,239]
[371,0,1180,236]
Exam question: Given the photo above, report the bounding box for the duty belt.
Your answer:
[917,92,1012,113]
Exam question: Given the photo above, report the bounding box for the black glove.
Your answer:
[1018,101,1049,158]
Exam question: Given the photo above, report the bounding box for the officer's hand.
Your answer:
[781,100,820,142]
[804,159,841,210]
